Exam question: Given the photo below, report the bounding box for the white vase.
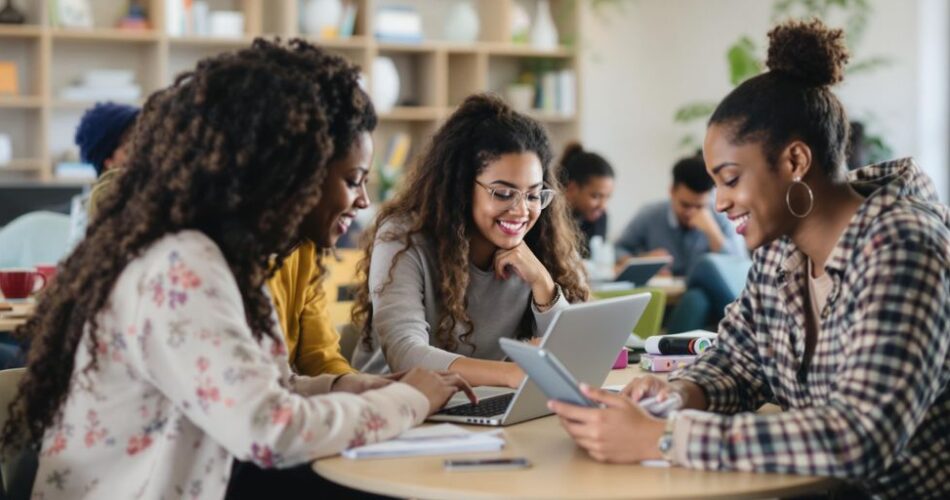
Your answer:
[510,1,531,43]
[300,0,343,38]
[505,83,535,112]
[444,0,479,42]
[372,57,400,113]
[530,0,558,50]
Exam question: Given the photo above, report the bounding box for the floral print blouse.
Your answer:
[33,231,429,499]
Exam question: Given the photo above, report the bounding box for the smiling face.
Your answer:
[703,123,799,251]
[298,132,374,248]
[566,175,614,222]
[470,152,545,251]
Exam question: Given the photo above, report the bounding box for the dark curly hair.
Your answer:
[1,38,374,450]
[709,18,851,176]
[353,93,589,352]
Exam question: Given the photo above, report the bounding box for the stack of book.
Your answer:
[58,70,141,102]
[536,69,576,116]
[639,330,716,373]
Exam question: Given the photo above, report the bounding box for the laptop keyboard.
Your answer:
[438,393,515,417]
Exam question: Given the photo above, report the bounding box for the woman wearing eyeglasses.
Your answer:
[351,94,589,388]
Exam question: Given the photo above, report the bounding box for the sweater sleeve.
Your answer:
[531,289,570,336]
[370,231,462,372]
[671,233,950,478]
[670,258,774,414]
[132,239,428,468]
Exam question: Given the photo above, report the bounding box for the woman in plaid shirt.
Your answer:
[549,19,949,499]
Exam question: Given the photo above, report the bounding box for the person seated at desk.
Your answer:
[351,94,589,389]
[548,20,949,499]
[558,142,615,258]
[1,40,473,500]
[69,102,140,245]
[615,153,744,277]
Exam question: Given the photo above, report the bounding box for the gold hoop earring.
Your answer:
[785,177,814,218]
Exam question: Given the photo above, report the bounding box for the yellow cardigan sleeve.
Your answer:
[267,242,356,376]
[296,278,356,375]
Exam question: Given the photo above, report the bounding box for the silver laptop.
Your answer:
[429,293,650,426]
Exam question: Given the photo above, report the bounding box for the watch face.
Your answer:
[659,434,674,453]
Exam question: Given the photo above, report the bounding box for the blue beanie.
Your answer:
[74,102,140,176]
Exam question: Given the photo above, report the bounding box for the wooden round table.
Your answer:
[0,302,33,333]
[313,368,836,499]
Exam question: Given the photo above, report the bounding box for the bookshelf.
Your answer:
[0,0,582,193]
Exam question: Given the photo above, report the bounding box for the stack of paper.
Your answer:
[342,423,505,460]
[59,70,141,102]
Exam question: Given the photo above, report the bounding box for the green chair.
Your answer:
[592,287,666,339]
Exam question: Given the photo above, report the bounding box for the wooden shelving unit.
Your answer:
[0,0,582,189]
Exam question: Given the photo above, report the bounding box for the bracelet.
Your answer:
[532,283,562,311]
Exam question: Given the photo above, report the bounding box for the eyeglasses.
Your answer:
[475,180,556,211]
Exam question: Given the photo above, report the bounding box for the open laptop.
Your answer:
[429,293,650,426]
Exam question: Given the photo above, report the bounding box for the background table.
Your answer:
[0,302,33,332]
[313,367,836,499]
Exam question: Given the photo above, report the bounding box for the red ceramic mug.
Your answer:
[35,263,58,285]
[0,269,47,300]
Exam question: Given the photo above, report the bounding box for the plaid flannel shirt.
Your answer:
[669,158,950,499]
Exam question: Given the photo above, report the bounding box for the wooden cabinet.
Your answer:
[0,0,581,191]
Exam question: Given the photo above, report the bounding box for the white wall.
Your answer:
[581,0,938,239]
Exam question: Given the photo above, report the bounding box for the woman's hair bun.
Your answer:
[457,93,511,118]
[560,142,584,163]
[766,18,850,86]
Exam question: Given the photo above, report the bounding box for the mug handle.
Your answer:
[32,272,48,293]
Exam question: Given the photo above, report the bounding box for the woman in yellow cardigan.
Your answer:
[267,240,355,377]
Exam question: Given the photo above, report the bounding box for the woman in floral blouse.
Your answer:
[548,20,949,499]
[2,39,472,500]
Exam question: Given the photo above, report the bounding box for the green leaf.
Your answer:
[847,56,892,75]
[727,37,763,85]
[678,134,701,152]
[674,102,718,123]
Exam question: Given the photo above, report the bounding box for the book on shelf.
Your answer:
[0,61,17,95]
[532,69,576,117]
[339,2,358,38]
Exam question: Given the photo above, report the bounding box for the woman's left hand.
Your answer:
[493,242,555,304]
[548,384,666,463]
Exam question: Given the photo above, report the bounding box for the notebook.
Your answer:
[342,424,504,460]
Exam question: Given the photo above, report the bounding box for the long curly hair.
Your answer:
[353,94,588,352]
[1,38,371,450]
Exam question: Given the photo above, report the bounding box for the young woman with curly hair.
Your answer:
[557,142,615,258]
[351,94,589,388]
[1,39,471,499]
[549,20,949,498]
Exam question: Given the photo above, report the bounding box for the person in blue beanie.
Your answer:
[68,102,140,244]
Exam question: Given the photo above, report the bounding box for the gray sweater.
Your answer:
[351,218,569,374]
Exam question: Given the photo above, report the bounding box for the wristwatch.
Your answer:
[657,411,678,462]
